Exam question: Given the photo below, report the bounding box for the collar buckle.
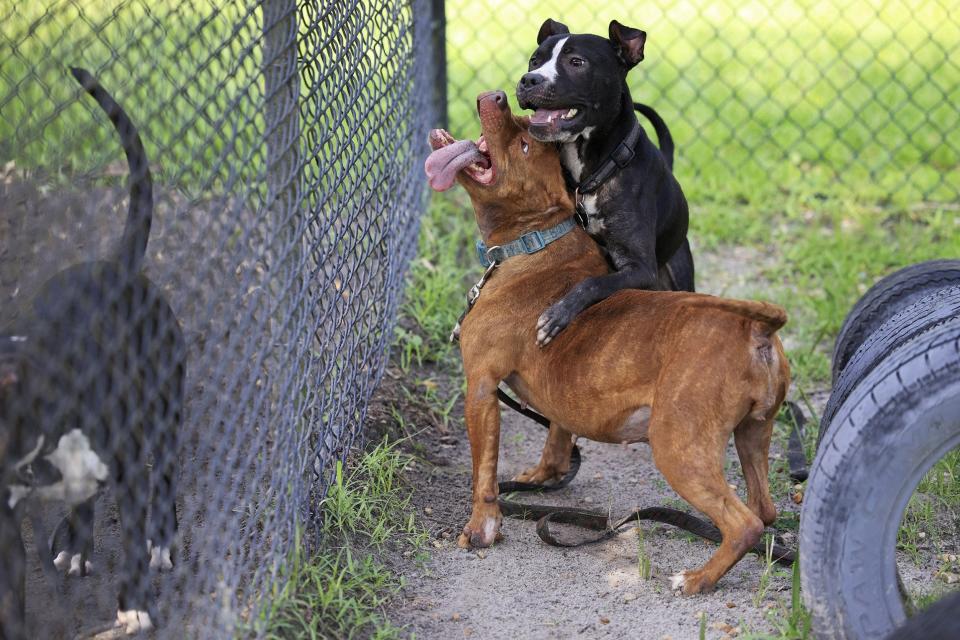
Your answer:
[611,140,635,168]
[518,230,546,254]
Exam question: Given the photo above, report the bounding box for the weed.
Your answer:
[257,438,425,638]
[754,535,776,607]
[636,523,652,580]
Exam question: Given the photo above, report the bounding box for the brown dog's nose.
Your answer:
[477,90,508,112]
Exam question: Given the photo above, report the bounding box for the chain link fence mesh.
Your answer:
[0,0,434,637]
[443,0,960,203]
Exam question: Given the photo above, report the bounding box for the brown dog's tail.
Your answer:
[689,296,787,334]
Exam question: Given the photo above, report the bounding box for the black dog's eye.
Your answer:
[521,139,529,154]
[569,57,584,67]
[528,57,538,69]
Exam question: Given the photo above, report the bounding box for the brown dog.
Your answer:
[425,91,790,595]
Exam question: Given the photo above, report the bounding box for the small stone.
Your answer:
[600,617,610,624]
[792,491,803,504]
[622,592,638,603]
[464,628,473,636]
[476,550,486,559]
[728,483,737,491]
[594,473,603,480]
[917,531,926,539]
[793,483,804,492]
[584,496,594,504]
[432,540,443,549]
[725,601,736,608]
[451,613,461,621]
[695,610,706,620]
[441,531,451,539]
[424,507,434,515]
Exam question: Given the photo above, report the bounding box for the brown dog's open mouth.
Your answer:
[425,129,494,192]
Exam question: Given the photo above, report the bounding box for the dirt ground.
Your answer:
[382,245,941,640]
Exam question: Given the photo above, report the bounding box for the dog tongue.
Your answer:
[529,108,567,125]
[424,139,485,191]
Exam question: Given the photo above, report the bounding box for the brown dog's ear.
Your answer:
[608,20,646,68]
[537,18,570,45]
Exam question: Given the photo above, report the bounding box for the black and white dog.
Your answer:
[0,68,183,637]
[516,19,695,346]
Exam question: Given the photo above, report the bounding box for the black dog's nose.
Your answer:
[519,73,545,89]
[477,90,508,112]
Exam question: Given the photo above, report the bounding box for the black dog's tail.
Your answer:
[634,102,674,171]
[70,67,152,273]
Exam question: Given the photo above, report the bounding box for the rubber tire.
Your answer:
[832,259,960,384]
[800,320,960,640]
[817,285,960,450]
[885,590,960,640]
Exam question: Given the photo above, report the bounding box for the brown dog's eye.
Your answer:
[521,139,529,154]
[569,57,584,67]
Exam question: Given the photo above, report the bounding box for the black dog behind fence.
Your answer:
[1,0,436,637]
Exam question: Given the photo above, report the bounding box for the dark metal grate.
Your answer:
[0,0,434,637]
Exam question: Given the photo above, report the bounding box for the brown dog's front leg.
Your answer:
[458,376,504,548]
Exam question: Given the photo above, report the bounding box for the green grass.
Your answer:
[742,556,813,640]
[445,0,960,204]
[898,449,960,565]
[256,438,426,639]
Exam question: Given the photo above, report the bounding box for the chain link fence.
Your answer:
[441,0,960,203]
[0,0,434,637]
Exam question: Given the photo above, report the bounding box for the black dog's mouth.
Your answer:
[525,103,585,140]
[529,107,581,126]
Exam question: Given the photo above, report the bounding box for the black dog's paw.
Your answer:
[536,300,577,346]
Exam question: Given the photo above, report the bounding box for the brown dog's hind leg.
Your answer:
[734,416,778,526]
[513,423,573,484]
[458,377,504,549]
[649,417,765,595]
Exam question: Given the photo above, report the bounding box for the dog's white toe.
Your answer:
[55,551,92,576]
[116,609,153,634]
[149,545,173,571]
[669,572,688,592]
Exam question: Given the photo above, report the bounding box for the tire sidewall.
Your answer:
[803,345,960,638]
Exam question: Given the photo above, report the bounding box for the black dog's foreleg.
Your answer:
[0,508,26,640]
[50,498,95,576]
[536,263,660,346]
[146,355,183,572]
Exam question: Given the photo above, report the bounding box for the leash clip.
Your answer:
[452,259,499,343]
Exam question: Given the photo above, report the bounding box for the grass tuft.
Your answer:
[257,437,425,639]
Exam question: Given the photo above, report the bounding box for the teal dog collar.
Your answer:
[476,217,577,267]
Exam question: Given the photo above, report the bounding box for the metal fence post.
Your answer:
[261,0,301,243]
[430,0,448,129]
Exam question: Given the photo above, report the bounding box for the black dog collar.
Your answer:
[576,117,643,196]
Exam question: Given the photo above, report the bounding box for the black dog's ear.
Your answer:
[537,18,570,45]
[608,20,646,68]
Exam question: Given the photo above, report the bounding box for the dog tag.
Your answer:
[575,201,588,229]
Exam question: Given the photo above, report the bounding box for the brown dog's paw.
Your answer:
[513,464,565,485]
[669,570,716,595]
[456,514,503,548]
